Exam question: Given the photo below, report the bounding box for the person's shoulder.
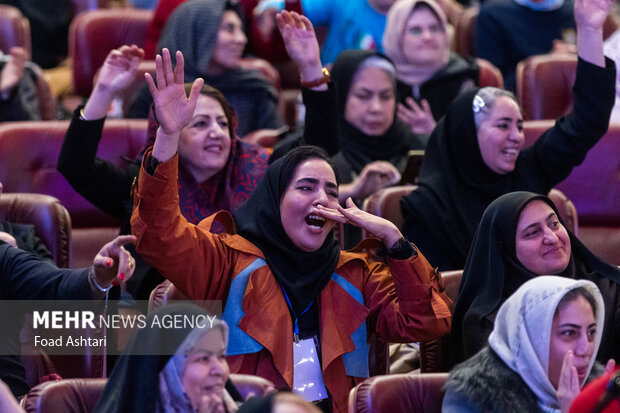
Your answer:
[479,0,519,16]
[446,347,541,412]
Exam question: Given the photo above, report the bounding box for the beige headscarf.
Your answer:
[383,0,451,86]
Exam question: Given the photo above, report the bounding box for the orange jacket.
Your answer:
[131,151,452,412]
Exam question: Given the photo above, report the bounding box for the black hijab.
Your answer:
[156,0,279,136]
[451,191,620,364]
[93,303,233,412]
[330,49,425,177]
[232,146,341,315]
[400,88,548,269]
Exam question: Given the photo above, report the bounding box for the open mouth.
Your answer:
[501,147,519,158]
[305,214,326,230]
[204,144,223,153]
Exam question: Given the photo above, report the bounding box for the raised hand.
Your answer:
[574,0,613,31]
[316,198,403,249]
[0,47,28,96]
[557,351,580,413]
[84,45,144,119]
[339,161,401,202]
[574,0,611,66]
[276,11,326,90]
[397,98,436,135]
[92,235,137,289]
[96,45,144,94]
[146,48,203,136]
[276,11,320,67]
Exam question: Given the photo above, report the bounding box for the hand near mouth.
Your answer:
[197,392,226,413]
[316,198,403,249]
[557,350,580,413]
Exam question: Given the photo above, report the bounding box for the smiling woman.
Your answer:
[93,303,239,412]
[58,45,270,301]
[383,0,479,133]
[399,0,616,271]
[130,49,452,413]
[128,0,284,137]
[451,191,620,367]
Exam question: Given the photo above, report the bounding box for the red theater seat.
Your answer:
[523,121,620,265]
[20,374,274,413]
[0,193,71,268]
[69,8,153,98]
[516,54,577,121]
[0,4,31,55]
[477,58,503,88]
[349,373,449,413]
[0,119,147,268]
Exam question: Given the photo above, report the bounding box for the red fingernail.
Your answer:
[111,281,119,286]
[119,273,125,281]
[106,259,112,267]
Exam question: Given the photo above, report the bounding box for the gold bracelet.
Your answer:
[300,67,330,88]
[79,107,90,121]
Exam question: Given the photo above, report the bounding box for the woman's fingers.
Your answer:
[314,205,347,223]
[605,358,616,374]
[154,53,165,89]
[162,48,175,86]
[174,50,185,84]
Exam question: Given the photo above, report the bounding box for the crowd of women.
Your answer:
[0,0,619,411]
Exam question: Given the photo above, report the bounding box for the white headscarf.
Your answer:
[489,276,604,413]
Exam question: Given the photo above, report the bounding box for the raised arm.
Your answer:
[575,0,612,67]
[276,10,326,91]
[146,48,203,163]
[83,45,144,120]
[271,10,340,158]
[58,45,145,220]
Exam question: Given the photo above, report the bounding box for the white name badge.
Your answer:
[292,338,328,401]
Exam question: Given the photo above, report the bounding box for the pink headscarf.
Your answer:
[383,0,451,86]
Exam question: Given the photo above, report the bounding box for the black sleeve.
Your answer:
[269,83,340,163]
[57,108,137,220]
[126,83,153,119]
[522,57,616,188]
[0,244,91,300]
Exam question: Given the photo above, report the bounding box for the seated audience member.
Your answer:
[2,0,72,70]
[275,11,426,204]
[274,11,426,247]
[444,276,613,413]
[58,45,270,300]
[131,48,452,413]
[254,0,398,65]
[451,192,620,366]
[400,0,615,270]
[94,303,247,412]
[0,47,41,122]
[475,0,576,91]
[0,235,136,398]
[129,0,284,138]
[383,0,479,135]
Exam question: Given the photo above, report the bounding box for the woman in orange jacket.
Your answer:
[131,48,452,412]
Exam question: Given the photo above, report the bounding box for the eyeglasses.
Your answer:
[406,25,444,36]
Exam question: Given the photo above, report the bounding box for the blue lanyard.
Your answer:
[280,286,314,343]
